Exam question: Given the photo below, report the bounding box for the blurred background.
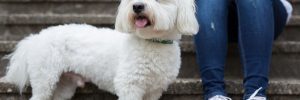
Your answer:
[0,0,299,100]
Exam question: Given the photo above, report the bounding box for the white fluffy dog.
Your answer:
[0,0,199,100]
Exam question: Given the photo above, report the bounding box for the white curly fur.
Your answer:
[0,0,199,100]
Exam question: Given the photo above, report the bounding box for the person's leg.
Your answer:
[230,0,292,41]
[235,0,274,99]
[194,0,229,99]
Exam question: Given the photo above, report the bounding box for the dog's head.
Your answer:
[115,0,199,39]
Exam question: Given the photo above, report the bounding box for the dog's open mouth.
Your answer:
[134,15,151,28]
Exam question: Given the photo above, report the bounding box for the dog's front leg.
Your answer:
[143,89,163,100]
[116,85,145,100]
[114,79,146,100]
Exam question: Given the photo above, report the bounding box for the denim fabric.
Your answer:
[194,0,288,99]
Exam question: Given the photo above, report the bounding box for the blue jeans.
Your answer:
[194,0,288,99]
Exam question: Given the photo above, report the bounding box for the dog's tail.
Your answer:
[0,34,37,93]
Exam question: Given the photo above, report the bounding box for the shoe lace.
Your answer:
[209,95,232,100]
[247,87,266,100]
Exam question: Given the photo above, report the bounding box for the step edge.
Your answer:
[0,14,116,25]
[180,41,300,53]
[0,79,299,95]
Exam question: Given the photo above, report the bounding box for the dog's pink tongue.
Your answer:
[135,19,148,28]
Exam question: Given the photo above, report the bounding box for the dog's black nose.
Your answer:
[133,3,145,14]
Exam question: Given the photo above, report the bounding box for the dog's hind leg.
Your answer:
[29,71,60,100]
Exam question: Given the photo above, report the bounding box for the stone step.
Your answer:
[0,79,299,100]
[0,16,300,41]
[0,0,299,23]
[0,1,298,14]
[291,0,300,15]
[0,14,299,25]
[0,14,300,41]
[0,0,298,15]
[180,41,300,79]
[0,14,115,24]
[0,0,299,41]
[0,3,118,15]
[0,41,299,79]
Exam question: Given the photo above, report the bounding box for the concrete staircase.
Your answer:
[0,0,299,99]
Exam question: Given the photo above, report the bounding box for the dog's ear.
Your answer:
[176,0,199,35]
[115,9,124,32]
[115,0,130,33]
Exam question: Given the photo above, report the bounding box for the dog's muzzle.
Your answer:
[132,2,152,28]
